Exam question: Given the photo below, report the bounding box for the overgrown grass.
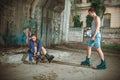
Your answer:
[102,44,120,51]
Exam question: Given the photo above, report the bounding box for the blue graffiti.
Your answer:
[17,18,37,46]
[29,19,36,28]
[17,33,27,46]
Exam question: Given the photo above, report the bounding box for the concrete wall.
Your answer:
[0,0,28,46]
[104,6,120,28]
[70,0,120,28]
[68,28,83,42]
[104,0,120,6]
[0,0,67,47]
[101,28,120,45]
[61,0,71,43]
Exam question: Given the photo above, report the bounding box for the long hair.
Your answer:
[31,34,38,43]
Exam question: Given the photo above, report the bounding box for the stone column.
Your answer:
[61,0,71,43]
[35,7,42,39]
[30,0,39,19]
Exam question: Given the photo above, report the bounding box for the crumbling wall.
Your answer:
[0,0,65,47]
[34,0,65,46]
[0,0,26,46]
[101,28,120,45]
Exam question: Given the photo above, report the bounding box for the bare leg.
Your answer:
[96,48,104,60]
[35,47,47,64]
[87,46,92,58]
[96,48,106,69]
[41,47,47,55]
[80,46,91,66]
[41,47,54,63]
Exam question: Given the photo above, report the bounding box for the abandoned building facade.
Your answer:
[0,0,120,47]
[0,0,70,46]
[70,0,120,44]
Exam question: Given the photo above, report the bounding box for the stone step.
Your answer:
[0,49,72,63]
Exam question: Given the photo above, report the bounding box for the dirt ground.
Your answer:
[0,47,120,80]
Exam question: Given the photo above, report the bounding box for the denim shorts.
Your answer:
[87,37,101,48]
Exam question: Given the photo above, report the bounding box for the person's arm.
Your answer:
[91,16,100,41]
[84,27,91,32]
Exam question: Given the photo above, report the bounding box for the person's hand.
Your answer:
[26,37,29,44]
[34,53,37,57]
[84,27,87,32]
[91,37,95,42]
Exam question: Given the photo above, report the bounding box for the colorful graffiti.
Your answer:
[1,18,37,46]
[17,18,36,46]
[17,29,30,46]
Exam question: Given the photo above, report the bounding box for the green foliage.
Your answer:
[91,0,100,4]
[74,0,80,3]
[86,15,93,27]
[73,15,83,28]
[91,0,106,18]
[102,44,120,51]
[86,0,106,27]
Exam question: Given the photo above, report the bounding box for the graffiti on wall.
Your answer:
[17,18,37,46]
